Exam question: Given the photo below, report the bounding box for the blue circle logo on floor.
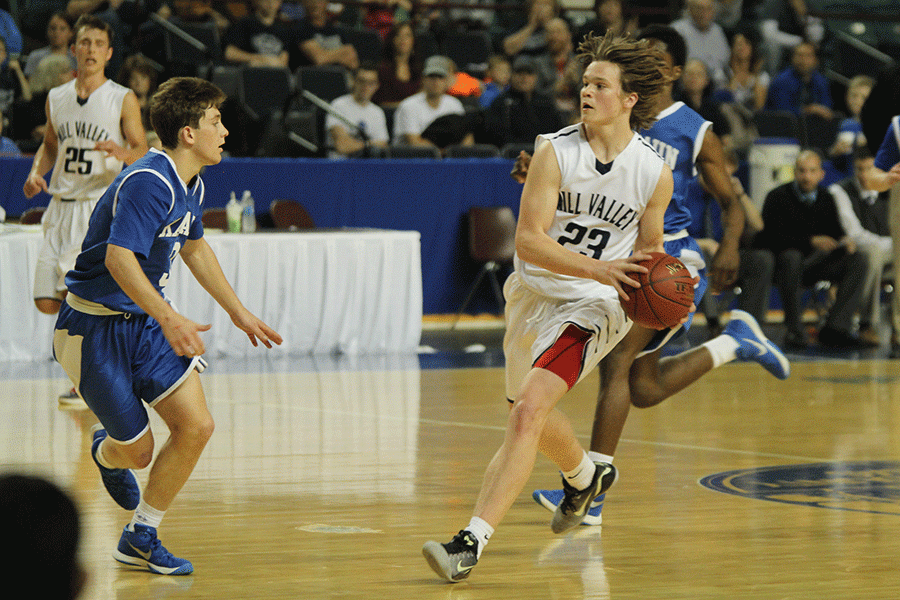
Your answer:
[699,461,900,515]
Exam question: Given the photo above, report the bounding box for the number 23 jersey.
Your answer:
[515,123,666,301]
[48,79,130,201]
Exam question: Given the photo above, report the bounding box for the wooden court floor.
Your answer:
[3,336,900,599]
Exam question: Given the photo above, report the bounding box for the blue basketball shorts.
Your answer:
[53,302,206,443]
[639,233,708,356]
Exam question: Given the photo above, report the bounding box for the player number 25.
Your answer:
[63,147,93,175]
[557,222,610,259]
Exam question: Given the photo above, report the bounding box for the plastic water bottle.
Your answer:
[241,190,256,233]
[226,192,241,232]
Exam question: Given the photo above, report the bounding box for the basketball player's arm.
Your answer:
[179,237,282,348]
[22,96,57,198]
[868,163,900,192]
[105,243,212,357]
[696,129,744,292]
[95,92,148,165]
[633,166,671,255]
[515,139,651,297]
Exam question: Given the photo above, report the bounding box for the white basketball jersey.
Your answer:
[48,79,129,200]
[515,123,665,300]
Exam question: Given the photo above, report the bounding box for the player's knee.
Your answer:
[629,380,662,409]
[132,449,154,470]
[172,414,215,450]
[508,396,548,438]
[34,298,61,314]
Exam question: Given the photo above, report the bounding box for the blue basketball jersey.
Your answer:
[874,115,900,172]
[641,102,711,235]
[66,148,205,313]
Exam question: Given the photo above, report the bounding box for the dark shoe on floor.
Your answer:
[890,337,900,359]
[783,329,808,350]
[818,326,869,349]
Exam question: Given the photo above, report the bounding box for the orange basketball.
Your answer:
[620,252,694,329]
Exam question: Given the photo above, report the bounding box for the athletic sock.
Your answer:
[702,335,740,368]
[94,439,116,469]
[563,451,596,491]
[130,500,165,530]
[465,516,493,559]
[587,451,614,465]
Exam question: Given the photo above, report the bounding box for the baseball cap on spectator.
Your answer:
[424,55,452,77]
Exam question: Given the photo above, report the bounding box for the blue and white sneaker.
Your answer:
[114,524,194,575]
[91,427,140,510]
[723,310,790,380]
[532,488,605,526]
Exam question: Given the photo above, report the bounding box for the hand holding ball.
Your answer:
[620,252,694,329]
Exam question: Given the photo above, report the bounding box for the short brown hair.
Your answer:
[577,31,666,131]
[73,14,113,45]
[149,77,226,150]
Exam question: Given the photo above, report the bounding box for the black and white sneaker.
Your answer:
[551,462,617,534]
[422,530,479,582]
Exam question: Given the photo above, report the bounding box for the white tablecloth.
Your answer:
[0,227,422,361]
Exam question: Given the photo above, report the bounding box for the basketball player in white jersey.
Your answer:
[23,14,148,318]
[423,32,674,583]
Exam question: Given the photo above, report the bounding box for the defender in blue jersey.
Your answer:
[53,77,282,575]
[868,115,900,357]
[523,26,790,525]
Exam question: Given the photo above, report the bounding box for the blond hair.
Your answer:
[577,31,666,131]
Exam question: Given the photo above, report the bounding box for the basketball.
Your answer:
[620,252,694,329]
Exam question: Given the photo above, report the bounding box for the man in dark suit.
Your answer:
[754,150,868,349]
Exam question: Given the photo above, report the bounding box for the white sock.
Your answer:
[94,439,116,469]
[563,451,596,491]
[587,451,614,465]
[130,500,165,530]
[702,335,740,368]
[465,516,493,559]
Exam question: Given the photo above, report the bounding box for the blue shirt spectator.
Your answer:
[765,41,832,118]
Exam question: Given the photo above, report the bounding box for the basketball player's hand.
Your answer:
[162,314,211,357]
[595,252,653,301]
[230,309,283,349]
[95,140,127,162]
[708,245,739,293]
[23,172,49,198]
[511,151,532,184]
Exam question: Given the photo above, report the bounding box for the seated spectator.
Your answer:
[685,147,773,336]
[118,54,159,133]
[756,0,823,74]
[326,62,389,157]
[0,107,21,155]
[481,54,562,149]
[23,12,76,78]
[572,0,637,48]
[447,0,493,32]
[671,0,730,89]
[371,20,420,109]
[679,58,732,149]
[362,0,410,40]
[828,147,892,346]
[764,40,832,119]
[392,55,465,148]
[1,473,86,599]
[722,26,768,112]
[223,0,298,68]
[539,16,580,120]
[753,150,868,350]
[829,75,874,175]
[0,7,22,56]
[295,0,358,70]
[501,0,559,58]
[0,35,31,114]
[479,54,510,109]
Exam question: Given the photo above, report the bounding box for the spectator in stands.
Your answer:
[447,0,493,32]
[1,473,86,600]
[118,54,158,132]
[392,54,464,147]
[372,21,420,109]
[756,0,823,74]
[753,150,868,350]
[572,0,637,48]
[362,0,410,40]
[686,147,772,337]
[0,7,22,56]
[680,58,732,149]
[479,54,510,109]
[671,0,730,89]
[764,40,832,119]
[296,0,358,70]
[829,75,874,175]
[0,35,31,114]
[828,147,892,347]
[326,62,389,157]
[223,0,298,68]
[540,16,580,121]
[0,107,21,155]
[482,54,562,150]
[23,12,76,78]
[723,27,768,112]
[715,0,743,35]
[14,54,74,145]
[501,0,559,58]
